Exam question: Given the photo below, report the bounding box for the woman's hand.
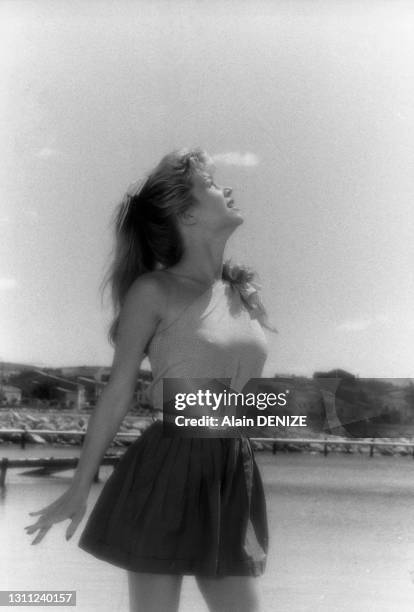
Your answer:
[24,486,88,545]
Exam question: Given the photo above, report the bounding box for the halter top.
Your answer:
[144,279,268,412]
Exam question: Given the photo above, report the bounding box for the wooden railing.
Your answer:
[253,437,414,458]
[0,425,153,449]
[0,428,143,487]
[1,429,414,487]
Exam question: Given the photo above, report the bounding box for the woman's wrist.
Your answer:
[69,476,92,498]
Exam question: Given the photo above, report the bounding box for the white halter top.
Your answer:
[145,279,268,412]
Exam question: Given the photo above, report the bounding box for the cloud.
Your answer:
[0,215,11,226]
[212,151,260,167]
[336,319,373,332]
[374,314,391,325]
[35,147,60,159]
[22,208,39,221]
[335,314,392,333]
[0,278,18,290]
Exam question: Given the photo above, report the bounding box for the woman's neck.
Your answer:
[170,236,226,284]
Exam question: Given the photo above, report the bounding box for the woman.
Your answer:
[25,148,275,612]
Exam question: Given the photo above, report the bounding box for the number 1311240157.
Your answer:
[1,591,76,606]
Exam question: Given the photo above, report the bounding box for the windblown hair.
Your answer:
[101,147,275,346]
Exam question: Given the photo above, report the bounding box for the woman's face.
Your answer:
[189,170,244,233]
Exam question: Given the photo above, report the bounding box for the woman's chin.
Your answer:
[216,211,244,235]
[225,212,244,233]
[232,211,244,226]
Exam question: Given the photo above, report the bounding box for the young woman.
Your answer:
[25,148,275,612]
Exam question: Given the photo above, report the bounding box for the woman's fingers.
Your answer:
[25,515,54,534]
[25,500,87,542]
[25,489,89,544]
[65,504,87,540]
[30,525,52,545]
[25,508,64,532]
[29,496,64,516]
[25,510,62,535]
[28,504,59,518]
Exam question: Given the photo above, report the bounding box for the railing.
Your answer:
[0,426,153,449]
[0,428,145,487]
[253,437,414,458]
[0,456,119,488]
[1,429,414,488]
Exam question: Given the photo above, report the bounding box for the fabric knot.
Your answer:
[235,281,278,333]
[237,281,262,308]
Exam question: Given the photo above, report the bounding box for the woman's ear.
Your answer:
[177,208,197,226]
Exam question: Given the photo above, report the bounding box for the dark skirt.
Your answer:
[78,421,268,577]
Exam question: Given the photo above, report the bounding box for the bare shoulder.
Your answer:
[124,271,169,315]
[109,272,171,390]
[123,269,202,327]
[127,270,168,297]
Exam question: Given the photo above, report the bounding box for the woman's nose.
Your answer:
[223,187,232,197]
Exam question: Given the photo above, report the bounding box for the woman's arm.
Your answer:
[71,274,164,492]
[25,273,166,543]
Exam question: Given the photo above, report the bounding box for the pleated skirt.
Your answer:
[78,421,268,577]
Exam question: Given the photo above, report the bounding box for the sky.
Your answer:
[1,0,413,378]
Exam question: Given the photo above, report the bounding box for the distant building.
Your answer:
[54,385,86,409]
[3,362,153,409]
[58,366,104,378]
[77,369,152,407]
[94,367,112,383]
[0,385,22,405]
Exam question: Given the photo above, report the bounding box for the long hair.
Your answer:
[101,147,275,346]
